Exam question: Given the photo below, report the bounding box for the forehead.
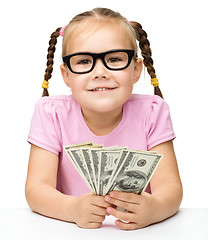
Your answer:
[64,20,133,54]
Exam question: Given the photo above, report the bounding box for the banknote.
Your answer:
[63,142,95,193]
[65,144,114,194]
[64,142,94,171]
[98,150,123,195]
[81,148,98,194]
[90,148,100,192]
[64,143,162,196]
[90,146,120,192]
[106,151,163,195]
[103,150,129,196]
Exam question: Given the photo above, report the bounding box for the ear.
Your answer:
[133,58,143,84]
[60,64,71,88]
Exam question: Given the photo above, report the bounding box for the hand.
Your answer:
[73,193,112,229]
[104,191,157,230]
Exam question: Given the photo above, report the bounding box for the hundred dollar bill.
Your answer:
[104,150,129,195]
[69,148,96,194]
[89,146,120,192]
[98,148,128,196]
[81,147,100,194]
[98,150,121,196]
[63,142,94,174]
[90,148,100,191]
[67,144,105,194]
[63,142,95,193]
[106,151,163,195]
[64,142,94,163]
[81,146,106,194]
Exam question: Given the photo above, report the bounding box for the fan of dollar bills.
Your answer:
[64,142,163,196]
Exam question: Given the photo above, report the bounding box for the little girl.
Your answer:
[25,8,183,230]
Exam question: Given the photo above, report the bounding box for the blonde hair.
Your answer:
[62,8,138,56]
[43,7,163,98]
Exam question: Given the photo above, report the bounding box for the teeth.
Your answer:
[93,88,110,91]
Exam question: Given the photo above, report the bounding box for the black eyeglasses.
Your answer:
[62,49,136,74]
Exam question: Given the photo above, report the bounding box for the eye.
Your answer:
[108,57,122,63]
[77,59,92,65]
[71,55,93,66]
[105,52,128,67]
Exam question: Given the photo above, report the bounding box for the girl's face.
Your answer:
[61,22,142,114]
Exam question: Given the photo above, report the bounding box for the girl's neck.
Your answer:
[81,106,123,136]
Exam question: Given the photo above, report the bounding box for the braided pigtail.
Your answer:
[130,21,163,98]
[42,27,61,97]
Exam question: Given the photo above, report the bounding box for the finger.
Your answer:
[115,219,139,230]
[91,205,108,216]
[106,206,135,223]
[109,191,141,204]
[90,213,105,223]
[92,195,112,208]
[105,195,136,213]
[79,222,103,229]
[88,222,102,229]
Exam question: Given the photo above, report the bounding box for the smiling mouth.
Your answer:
[89,87,116,91]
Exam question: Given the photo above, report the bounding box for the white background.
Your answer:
[0,0,207,208]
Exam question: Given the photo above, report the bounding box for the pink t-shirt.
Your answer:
[28,94,175,196]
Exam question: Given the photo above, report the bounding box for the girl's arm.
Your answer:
[147,140,183,220]
[104,140,183,230]
[25,144,110,228]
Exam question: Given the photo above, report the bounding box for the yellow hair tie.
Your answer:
[151,78,159,87]
[42,80,49,89]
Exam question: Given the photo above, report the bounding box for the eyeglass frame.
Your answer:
[62,49,136,74]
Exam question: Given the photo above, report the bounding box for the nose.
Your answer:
[91,59,109,79]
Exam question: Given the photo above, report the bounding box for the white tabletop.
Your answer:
[0,208,207,240]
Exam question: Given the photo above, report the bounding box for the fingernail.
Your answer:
[106,208,111,214]
[110,192,115,197]
[105,196,110,202]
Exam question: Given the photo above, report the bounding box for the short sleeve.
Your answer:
[27,98,62,155]
[145,96,176,150]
